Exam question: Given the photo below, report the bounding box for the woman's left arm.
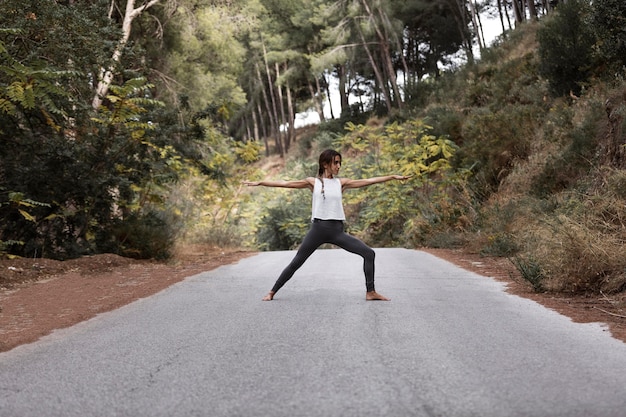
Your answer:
[342,175,411,190]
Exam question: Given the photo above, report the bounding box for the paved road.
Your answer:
[1,248,626,417]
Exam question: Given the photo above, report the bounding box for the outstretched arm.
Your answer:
[243,177,315,190]
[341,175,411,190]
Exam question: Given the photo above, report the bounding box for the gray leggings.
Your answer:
[270,219,376,294]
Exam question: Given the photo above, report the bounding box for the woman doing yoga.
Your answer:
[243,149,410,301]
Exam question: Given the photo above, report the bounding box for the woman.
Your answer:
[244,149,410,301]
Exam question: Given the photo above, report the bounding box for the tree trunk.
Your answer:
[527,0,538,20]
[356,26,392,114]
[497,0,507,36]
[469,0,485,51]
[504,0,513,29]
[92,0,161,110]
[379,7,409,79]
[323,73,335,120]
[450,0,474,64]
[359,0,402,109]
[285,72,295,147]
[308,81,324,122]
[512,0,525,24]
[337,64,349,116]
[275,62,288,151]
[256,63,277,156]
[262,41,283,157]
[475,1,487,47]
[255,101,269,157]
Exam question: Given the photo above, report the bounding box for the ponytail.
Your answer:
[317,149,341,200]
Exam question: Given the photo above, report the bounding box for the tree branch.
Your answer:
[593,306,626,319]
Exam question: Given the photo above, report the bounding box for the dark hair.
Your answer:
[317,149,342,177]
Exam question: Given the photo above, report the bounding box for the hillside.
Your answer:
[249,22,626,305]
[424,22,626,298]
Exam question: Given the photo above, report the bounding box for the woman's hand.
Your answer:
[243,180,261,186]
[392,175,412,181]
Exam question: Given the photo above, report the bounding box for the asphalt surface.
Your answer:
[1,248,626,417]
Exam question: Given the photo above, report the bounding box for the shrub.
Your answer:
[423,106,464,144]
[537,0,594,96]
[480,233,519,257]
[517,203,626,294]
[511,255,545,292]
[255,198,310,251]
[589,0,626,76]
[531,100,603,196]
[105,211,176,260]
[188,224,245,249]
[459,104,539,199]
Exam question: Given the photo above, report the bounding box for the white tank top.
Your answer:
[311,178,346,220]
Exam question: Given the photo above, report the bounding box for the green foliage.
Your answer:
[255,194,311,250]
[235,140,263,163]
[175,174,254,247]
[480,233,519,257]
[3,192,50,215]
[340,120,457,176]
[0,193,49,257]
[0,56,78,122]
[0,239,24,258]
[422,105,464,143]
[163,1,248,113]
[459,104,541,200]
[104,211,175,260]
[418,37,549,204]
[0,36,81,134]
[4,0,480,260]
[511,255,545,292]
[0,55,184,259]
[590,0,626,75]
[531,100,604,196]
[92,78,164,137]
[336,119,466,245]
[537,0,594,96]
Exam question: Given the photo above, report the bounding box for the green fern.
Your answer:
[1,192,51,223]
[0,38,80,121]
[91,78,164,132]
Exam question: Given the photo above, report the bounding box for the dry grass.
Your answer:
[497,139,561,197]
[508,167,626,294]
[527,214,626,293]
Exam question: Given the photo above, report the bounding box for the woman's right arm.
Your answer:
[243,177,315,190]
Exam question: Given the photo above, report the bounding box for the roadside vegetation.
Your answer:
[2,0,626,300]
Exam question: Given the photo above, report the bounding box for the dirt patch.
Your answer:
[1,246,625,352]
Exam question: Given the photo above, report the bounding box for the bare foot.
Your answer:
[366,291,390,301]
[262,291,275,301]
